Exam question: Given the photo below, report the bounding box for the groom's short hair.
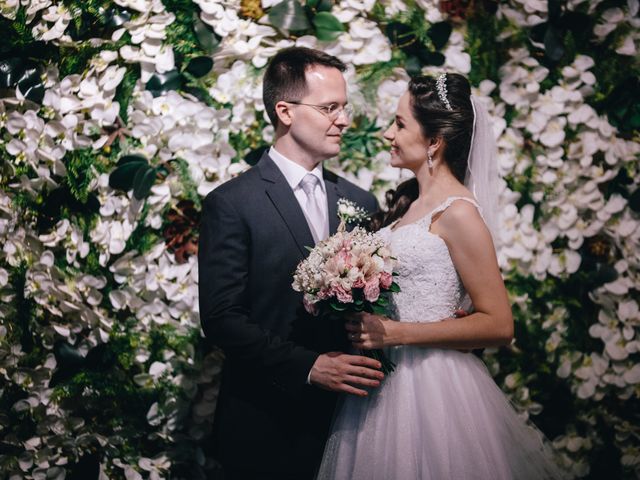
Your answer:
[263,47,346,128]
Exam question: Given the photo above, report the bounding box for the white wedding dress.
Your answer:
[317,197,565,480]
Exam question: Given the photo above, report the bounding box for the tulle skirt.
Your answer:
[317,347,566,480]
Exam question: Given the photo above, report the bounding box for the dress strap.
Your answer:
[426,196,482,228]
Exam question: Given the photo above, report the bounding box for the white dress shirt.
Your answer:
[269,146,330,242]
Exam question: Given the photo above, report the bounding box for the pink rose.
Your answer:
[364,279,380,302]
[353,277,365,289]
[317,289,329,300]
[380,272,393,290]
[334,285,353,303]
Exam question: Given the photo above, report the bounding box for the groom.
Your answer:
[198,47,382,479]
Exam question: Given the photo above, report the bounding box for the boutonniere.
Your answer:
[337,198,370,232]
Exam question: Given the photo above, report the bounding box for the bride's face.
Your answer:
[383,92,430,171]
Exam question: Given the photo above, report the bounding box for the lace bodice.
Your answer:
[379,196,481,323]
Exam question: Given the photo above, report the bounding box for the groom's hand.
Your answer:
[309,352,384,397]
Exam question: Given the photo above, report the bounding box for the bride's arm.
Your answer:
[349,201,513,350]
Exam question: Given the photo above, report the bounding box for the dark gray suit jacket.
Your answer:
[198,152,378,476]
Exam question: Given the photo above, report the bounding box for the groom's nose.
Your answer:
[333,110,350,128]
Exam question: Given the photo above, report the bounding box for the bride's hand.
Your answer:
[346,313,395,349]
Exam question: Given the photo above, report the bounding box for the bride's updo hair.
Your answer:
[370,73,474,231]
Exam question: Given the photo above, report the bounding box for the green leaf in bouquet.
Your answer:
[269,0,311,32]
[377,296,389,306]
[132,164,158,200]
[186,56,214,78]
[371,304,387,315]
[313,12,344,42]
[330,301,348,312]
[389,282,401,293]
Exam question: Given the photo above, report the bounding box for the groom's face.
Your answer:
[287,65,349,161]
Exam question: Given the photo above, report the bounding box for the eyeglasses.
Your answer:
[285,101,354,121]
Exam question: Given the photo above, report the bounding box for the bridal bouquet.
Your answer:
[292,199,399,374]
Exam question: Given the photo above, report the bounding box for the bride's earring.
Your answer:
[427,150,434,169]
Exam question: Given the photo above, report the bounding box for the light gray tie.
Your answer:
[299,174,325,243]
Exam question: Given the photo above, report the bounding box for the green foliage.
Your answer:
[64,149,98,204]
[164,0,211,66]
[466,6,510,87]
[337,117,386,173]
[115,64,139,124]
[0,7,36,54]
[174,158,202,209]
[109,154,159,200]
[229,120,270,162]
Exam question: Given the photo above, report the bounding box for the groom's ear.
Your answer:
[275,101,293,127]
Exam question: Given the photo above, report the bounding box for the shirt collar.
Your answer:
[269,146,325,193]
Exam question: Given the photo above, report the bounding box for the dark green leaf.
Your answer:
[530,22,547,45]
[548,0,563,22]
[313,12,344,41]
[269,0,311,31]
[246,146,268,166]
[330,301,348,312]
[186,56,213,78]
[404,55,422,76]
[145,70,182,97]
[371,304,387,315]
[389,282,401,293]
[193,13,220,54]
[629,189,640,212]
[427,21,452,50]
[18,80,44,103]
[562,12,591,39]
[377,296,388,306]
[316,0,333,12]
[593,264,618,286]
[543,24,565,62]
[118,154,148,166]
[109,161,146,191]
[419,50,445,66]
[0,57,25,87]
[132,165,158,200]
[54,341,85,368]
[385,22,416,48]
[104,8,131,29]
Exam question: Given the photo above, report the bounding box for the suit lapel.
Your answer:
[324,169,342,235]
[259,153,315,256]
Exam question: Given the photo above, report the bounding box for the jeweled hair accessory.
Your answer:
[436,73,453,111]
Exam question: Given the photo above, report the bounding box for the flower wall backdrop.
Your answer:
[0,0,638,478]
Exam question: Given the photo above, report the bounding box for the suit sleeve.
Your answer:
[198,190,319,396]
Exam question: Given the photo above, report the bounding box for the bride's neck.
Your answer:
[414,163,460,204]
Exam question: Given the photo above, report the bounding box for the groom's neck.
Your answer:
[273,137,323,172]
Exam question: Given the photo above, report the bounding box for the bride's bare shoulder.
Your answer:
[433,198,491,244]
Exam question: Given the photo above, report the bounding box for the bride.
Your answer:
[316,73,565,479]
